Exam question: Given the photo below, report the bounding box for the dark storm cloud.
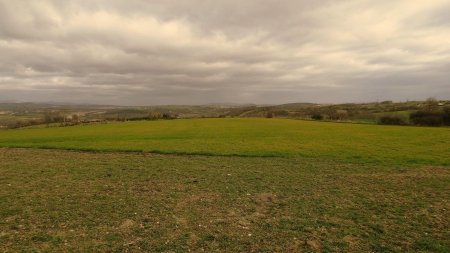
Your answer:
[0,0,449,105]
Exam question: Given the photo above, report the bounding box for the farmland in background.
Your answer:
[1,100,448,129]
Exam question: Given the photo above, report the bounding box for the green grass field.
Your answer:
[1,149,449,252]
[0,118,449,166]
[0,119,449,252]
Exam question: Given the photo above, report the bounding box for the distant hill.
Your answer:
[1,100,448,128]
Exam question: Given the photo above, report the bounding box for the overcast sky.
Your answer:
[0,0,449,105]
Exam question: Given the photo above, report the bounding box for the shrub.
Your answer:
[443,106,450,125]
[311,114,323,120]
[378,115,407,125]
[162,113,174,119]
[44,111,65,124]
[410,111,444,126]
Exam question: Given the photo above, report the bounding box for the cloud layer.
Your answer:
[0,0,449,105]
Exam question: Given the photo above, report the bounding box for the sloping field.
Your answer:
[1,119,449,251]
[1,149,449,252]
[0,118,449,166]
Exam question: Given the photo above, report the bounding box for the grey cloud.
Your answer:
[0,0,449,105]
